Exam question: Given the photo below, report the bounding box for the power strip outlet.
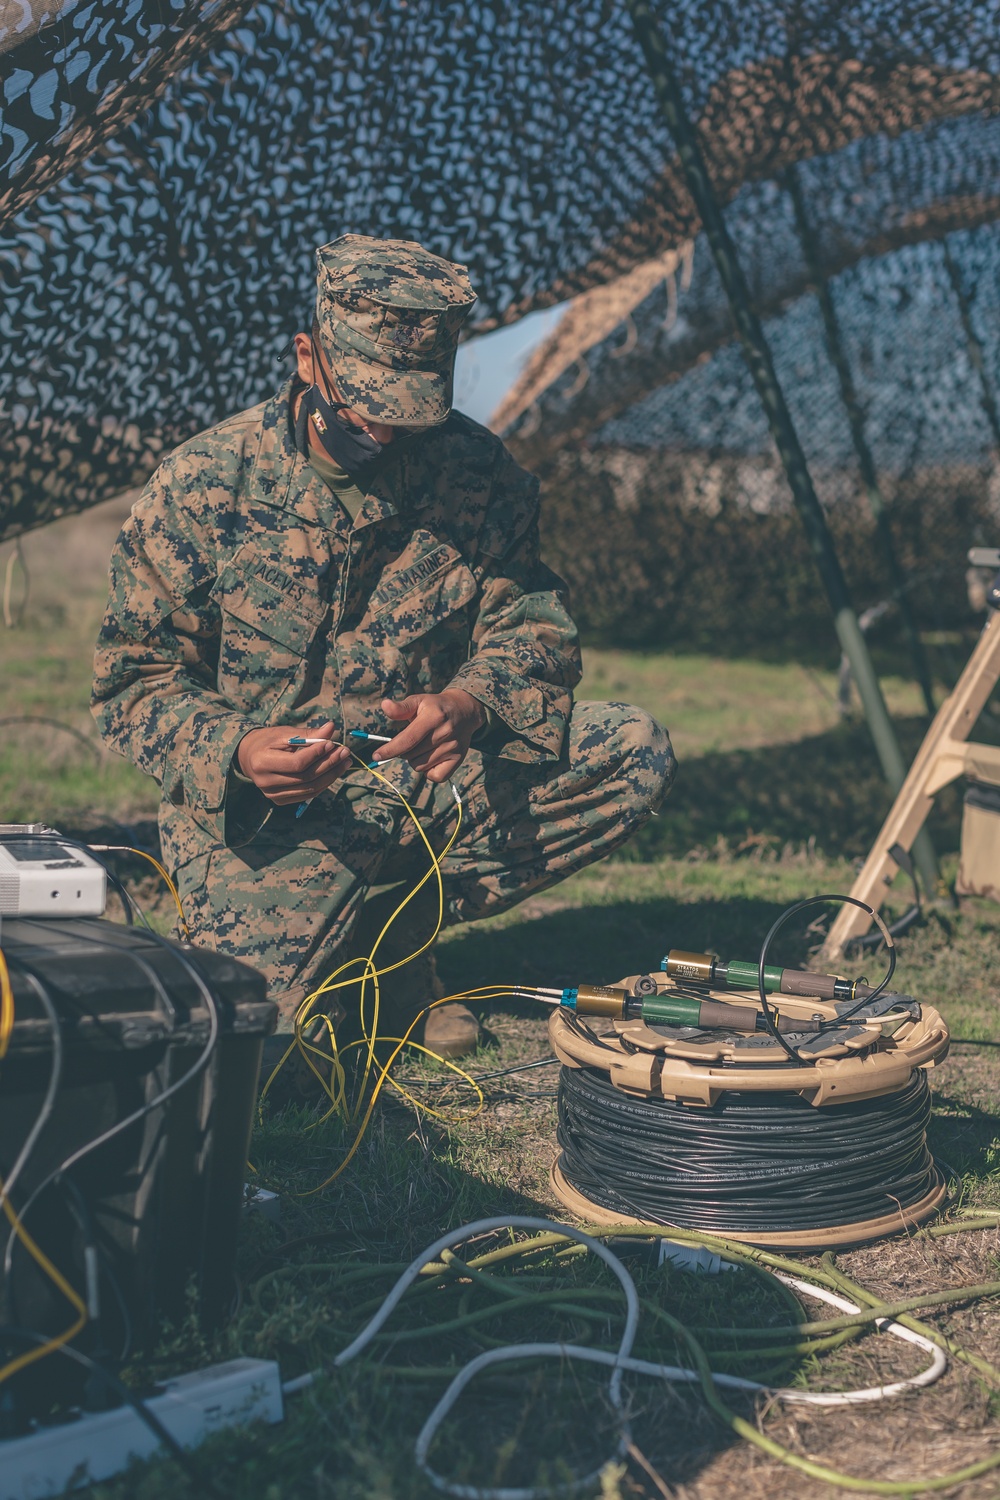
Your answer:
[0,1358,283,1498]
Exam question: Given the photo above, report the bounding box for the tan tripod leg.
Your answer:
[820,610,1000,962]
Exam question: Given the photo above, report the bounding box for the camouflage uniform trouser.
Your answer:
[176,701,674,1027]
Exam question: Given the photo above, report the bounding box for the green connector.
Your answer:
[721,960,783,993]
[636,994,705,1027]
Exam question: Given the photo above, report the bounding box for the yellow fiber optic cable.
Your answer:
[351,763,462,1107]
[267,757,469,1170]
[88,846,190,939]
[273,756,462,1121]
[339,1036,485,1126]
[0,1184,88,1386]
[0,943,13,1060]
[299,992,482,1194]
[262,757,545,1188]
[128,848,189,939]
[305,983,549,1177]
[304,985,527,1135]
[292,754,462,1107]
[352,984,537,1126]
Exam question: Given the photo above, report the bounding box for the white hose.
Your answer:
[334,1217,639,1498]
[326,1216,948,1500]
[772,1273,946,1405]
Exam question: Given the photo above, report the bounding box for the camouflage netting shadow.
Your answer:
[1,0,999,664]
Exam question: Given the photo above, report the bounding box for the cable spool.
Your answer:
[549,986,950,1249]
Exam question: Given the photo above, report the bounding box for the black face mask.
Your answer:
[302,379,385,479]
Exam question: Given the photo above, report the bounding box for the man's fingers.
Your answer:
[257,747,343,775]
[256,747,348,779]
[374,715,442,762]
[408,740,461,774]
[298,763,350,794]
[371,695,478,772]
[263,764,349,803]
[408,739,458,769]
[425,756,462,784]
[256,749,350,794]
[381,695,419,722]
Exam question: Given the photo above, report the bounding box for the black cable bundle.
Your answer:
[557,1065,939,1234]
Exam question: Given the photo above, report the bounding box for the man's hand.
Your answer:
[236,722,352,805]
[374,691,485,783]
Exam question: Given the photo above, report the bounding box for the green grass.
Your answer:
[4,509,1000,1499]
[0,505,157,826]
[579,645,933,757]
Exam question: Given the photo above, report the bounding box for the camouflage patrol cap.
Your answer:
[314,235,477,427]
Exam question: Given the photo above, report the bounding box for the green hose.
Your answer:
[423,1219,1000,1494]
[270,1213,1000,1495]
[818,1249,1000,1389]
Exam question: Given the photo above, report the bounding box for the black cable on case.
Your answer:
[1,964,64,1335]
[3,926,221,1297]
[0,965,63,1205]
[755,893,895,1063]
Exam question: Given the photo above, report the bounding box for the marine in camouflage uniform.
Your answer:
[92,237,675,1034]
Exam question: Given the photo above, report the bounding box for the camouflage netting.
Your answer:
[498,111,1000,647]
[1,1,999,661]
[0,0,251,225]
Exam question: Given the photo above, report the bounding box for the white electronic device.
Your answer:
[0,824,107,917]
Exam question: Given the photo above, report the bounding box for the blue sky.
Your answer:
[453,303,566,426]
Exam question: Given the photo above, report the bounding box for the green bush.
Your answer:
[533,445,996,652]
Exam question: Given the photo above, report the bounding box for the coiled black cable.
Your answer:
[556,1064,939,1235]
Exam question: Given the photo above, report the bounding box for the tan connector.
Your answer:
[662,950,715,984]
[572,985,630,1017]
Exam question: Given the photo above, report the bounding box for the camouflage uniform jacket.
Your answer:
[92,380,582,872]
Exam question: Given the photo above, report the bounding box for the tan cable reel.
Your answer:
[549,974,950,1248]
[550,973,949,1109]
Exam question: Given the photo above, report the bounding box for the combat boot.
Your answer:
[423,1000,479,1060]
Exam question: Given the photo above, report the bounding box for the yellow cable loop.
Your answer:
[260,757,537,1190]
[314,753,463,1113]
[338,1035,485,1126]
[345,985,538,1136]
[121,848,190,939]
[0,943,14,1059]
[299,993,486,1194]
[86,845,190,939]
[0,1189,88,1385]
[271,754,462,1122]
[260,756,539,1188]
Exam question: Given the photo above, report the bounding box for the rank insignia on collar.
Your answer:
[311,410,328,434]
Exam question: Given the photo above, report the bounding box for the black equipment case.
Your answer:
[0,918,276,1410]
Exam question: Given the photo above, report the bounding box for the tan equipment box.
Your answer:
[957,780,1000,900]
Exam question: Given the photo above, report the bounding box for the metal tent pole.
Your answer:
[626,0,939,897]
[785,165,936,720]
